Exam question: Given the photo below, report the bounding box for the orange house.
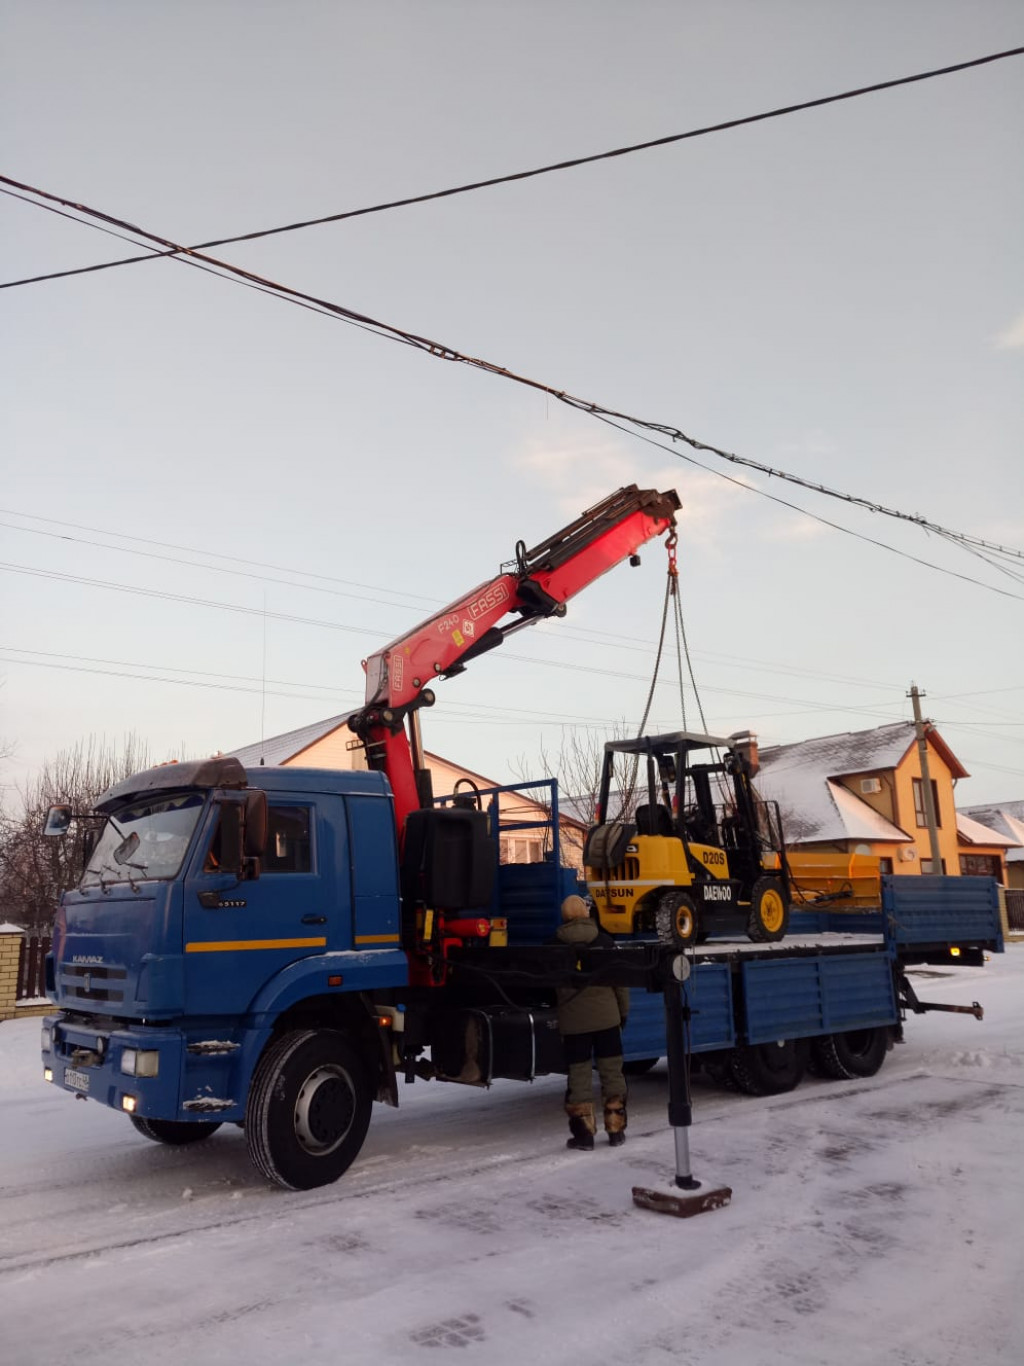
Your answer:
[756,721,975,877]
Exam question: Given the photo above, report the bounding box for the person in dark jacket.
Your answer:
[553,894,630,1150]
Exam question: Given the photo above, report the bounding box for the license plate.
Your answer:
[64,1067,90,1093]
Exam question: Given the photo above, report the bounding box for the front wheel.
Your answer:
[246,1029,372,1190]
[747,876,789,943]
[656,890,699,948]
[130,1116,222,1145]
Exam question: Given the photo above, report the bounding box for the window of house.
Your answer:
[960,854,1001,878]
[500,835,544,864]
[920,857,947,874]
[912,778,941,829]
[878,857,894,875]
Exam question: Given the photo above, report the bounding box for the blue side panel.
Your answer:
[741,953,896,1044]
[621,963,734,1059]
[346,794,402,944]
[788,909,886,937]
[882,875,1004,951]
[685,964,735,1051]
[498,863,579,945]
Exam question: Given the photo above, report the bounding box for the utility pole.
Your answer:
[908,683,943,872]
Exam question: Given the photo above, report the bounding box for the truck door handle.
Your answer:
[302,914,327,925]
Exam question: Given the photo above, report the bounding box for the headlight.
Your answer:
[41,1025,53,1053]
[120,1048,159,1078]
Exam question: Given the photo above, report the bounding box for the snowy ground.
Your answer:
[2,949,1023,1366]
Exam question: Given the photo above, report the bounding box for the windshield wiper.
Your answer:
[83,860,117,894]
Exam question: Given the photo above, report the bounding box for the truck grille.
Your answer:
[62,964,127,1004]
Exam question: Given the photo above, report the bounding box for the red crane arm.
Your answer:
[350,485,680,832]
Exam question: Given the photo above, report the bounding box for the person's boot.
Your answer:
[565,1102,596,1151]
[604,1096,627,1147]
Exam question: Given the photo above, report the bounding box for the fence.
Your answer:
[18,935,51,1001]
[1,929,50,1021]
[1005,889,1024,934]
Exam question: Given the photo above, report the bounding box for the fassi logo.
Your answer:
[467,581,511,620]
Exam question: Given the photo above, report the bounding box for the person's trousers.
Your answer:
[563,1025,626,1105]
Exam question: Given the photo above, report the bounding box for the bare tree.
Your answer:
[510,723,642,867]
[0,734,150,934]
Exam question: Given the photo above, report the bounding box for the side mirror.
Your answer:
[113,831,141,865]
[43,805,73,837]
[243,790,268,858]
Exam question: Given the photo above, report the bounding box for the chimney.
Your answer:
[729,731,759,778]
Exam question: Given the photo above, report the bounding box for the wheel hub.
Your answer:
[294,1065,356,1155]
[760,890,784,933]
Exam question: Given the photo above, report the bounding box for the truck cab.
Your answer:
[42,759,414,1177]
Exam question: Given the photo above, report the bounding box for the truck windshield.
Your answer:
[81,792,205,888]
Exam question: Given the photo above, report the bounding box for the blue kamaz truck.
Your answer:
[40,759,1003,1189]
[38,488,1004,1189]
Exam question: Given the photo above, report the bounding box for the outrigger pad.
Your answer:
[632,1184,733,1218]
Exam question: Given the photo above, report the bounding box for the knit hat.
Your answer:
[561,895,590,922]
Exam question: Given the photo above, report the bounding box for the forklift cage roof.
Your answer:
[602,731,733,757]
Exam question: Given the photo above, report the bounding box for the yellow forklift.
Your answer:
[583,730,791,947]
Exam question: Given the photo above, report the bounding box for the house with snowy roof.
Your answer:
[227,713,587,867]
[956,800,1024,892]
[756,721,1018,883]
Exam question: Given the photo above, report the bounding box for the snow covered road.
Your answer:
[3,949,1023,1365]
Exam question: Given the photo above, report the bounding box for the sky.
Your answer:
[3,949,1023,1362]
[2,1,1023,808]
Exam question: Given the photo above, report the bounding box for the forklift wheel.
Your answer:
[747,876,789,943]
[656,890,699,948]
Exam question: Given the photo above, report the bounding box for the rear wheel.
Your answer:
[130,1116,222,1145]
[656,890,699,948]
[811,1027,889,1080]
[730,1038,809,1095]
[246,1029,372,1190]
[747,876,789,943]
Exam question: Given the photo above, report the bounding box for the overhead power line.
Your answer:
[2,44,1023,291]
[0,646,914,726]
[2,45,1022,599]
[0,507,916,693]
[6,173,1024,602]
[0,557,915,718]
[6,174,1022,600]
